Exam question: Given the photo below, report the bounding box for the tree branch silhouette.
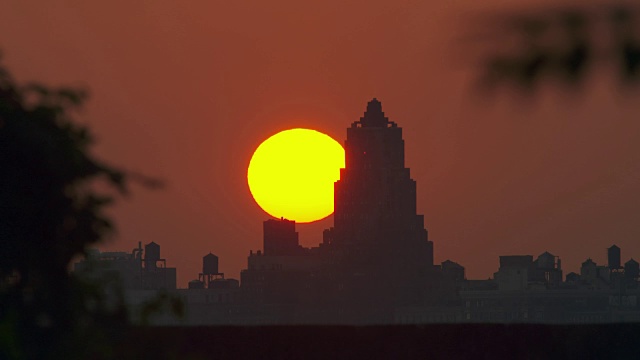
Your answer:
[473,4,640,91]
[0,54,151,359]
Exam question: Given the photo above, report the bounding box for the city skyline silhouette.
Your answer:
[73,99,640,326]
[4,1,640,357]
[3,2,640,289]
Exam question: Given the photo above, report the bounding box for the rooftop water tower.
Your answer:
[608,245,621,270]
[625,259,639,280]
[145,242,160,270]
[199,252,224,288]
[203,253,219,275]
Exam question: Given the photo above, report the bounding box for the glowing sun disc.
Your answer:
[247,128,345,223]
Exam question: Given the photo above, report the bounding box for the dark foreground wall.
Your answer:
[113,324,640,359]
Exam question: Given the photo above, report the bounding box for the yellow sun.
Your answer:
[247,128,345,223]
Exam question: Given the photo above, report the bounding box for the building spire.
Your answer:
[358,98,391,127]
[367,98,382,113]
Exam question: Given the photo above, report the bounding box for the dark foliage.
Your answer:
[475,4,640,91]
[0,57,130,359]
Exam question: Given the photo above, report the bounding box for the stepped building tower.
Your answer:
[319,99,435,321]
[331,98,433,267]
[241,99,438,324]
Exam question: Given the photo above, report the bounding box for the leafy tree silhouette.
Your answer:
[0,56,145,359]
[475,5,640,91]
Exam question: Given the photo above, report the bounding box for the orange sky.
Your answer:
[2,1,640,286]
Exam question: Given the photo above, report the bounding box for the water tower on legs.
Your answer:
[200,252,224,288]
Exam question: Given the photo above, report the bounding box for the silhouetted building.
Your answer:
[536,251,555,270]
[179,253,240,325]
[609,245,622,270]
[580,258,597,281]
[74,242,179,325]
[197,252,226,288]
[145,241,161,270]
[566,272,580,284]
[494,256,533,291]
[492,253,562,290]
[441,260,465,283]
[239,218,324,324]
[332,99,434,272]
[320,98,437,322]
[531,252,563,288]
[578,258,615,289]
[625,259,639,280]
[203,253,219,275]
[396,248,640,325]
[225,99,441,324]
[263,218,304,256]
[74,241,176,291]
[188,280,205,289]
[75,99,640,326]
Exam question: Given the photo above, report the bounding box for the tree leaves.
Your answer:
[474,5,640,91]
[0,56,131,359]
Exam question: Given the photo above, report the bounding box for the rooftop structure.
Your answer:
[74,241,176,291]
